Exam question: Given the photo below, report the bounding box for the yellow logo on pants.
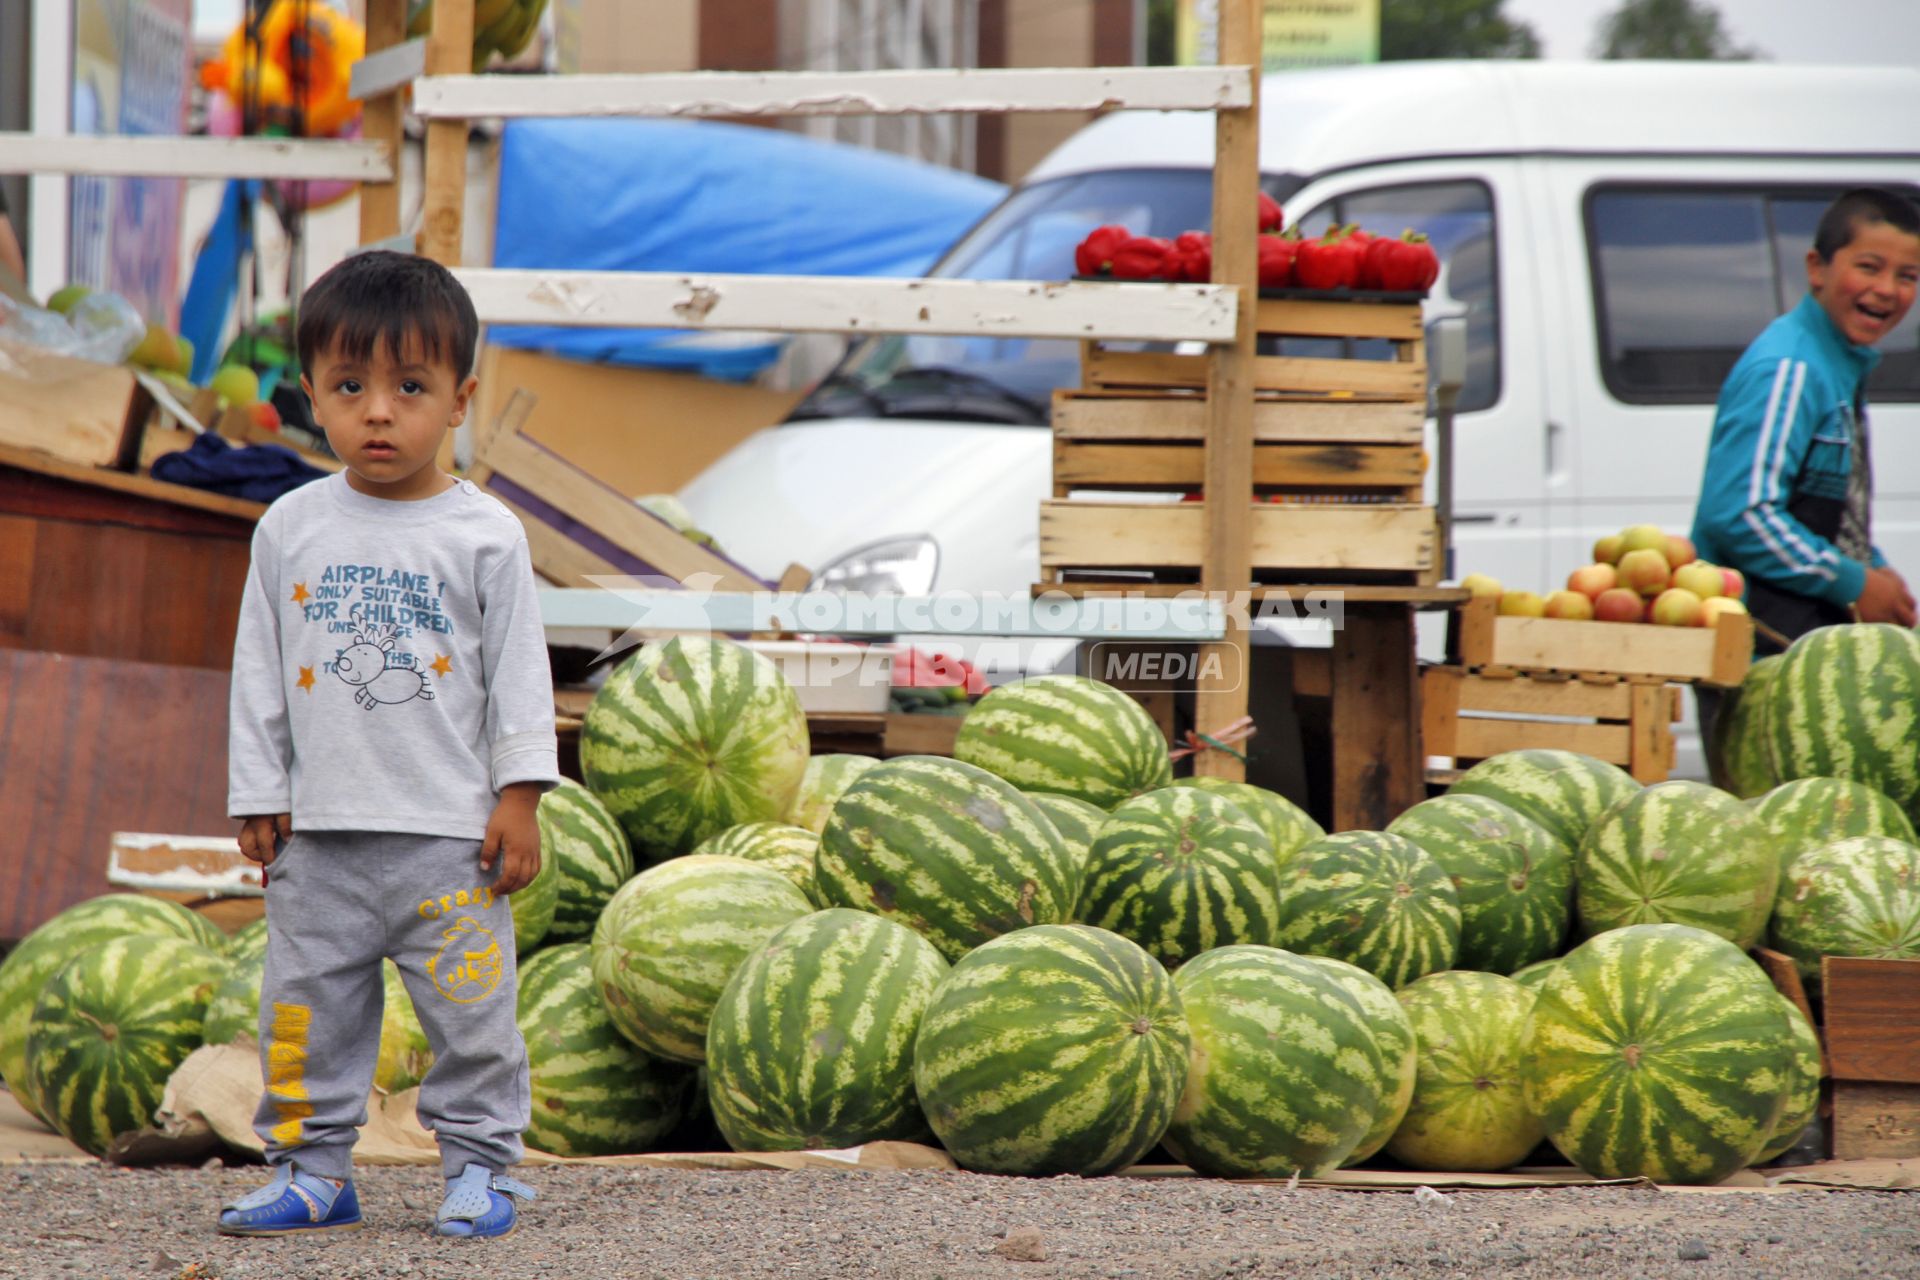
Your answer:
[264,1002,314,1144]
[427,916,503,1004]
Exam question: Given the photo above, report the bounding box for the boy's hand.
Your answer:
[1858,566,1919,628]
[238,814,293,866]
[482,784,544,895]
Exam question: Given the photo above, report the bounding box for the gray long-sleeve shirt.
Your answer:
[228,473,560,838]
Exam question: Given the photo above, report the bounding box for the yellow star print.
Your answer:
[296,666,315,692]
[291,583,310,605]
[430,654,453,677]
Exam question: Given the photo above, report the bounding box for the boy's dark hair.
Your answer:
[1813,188,1920,262]
[296,250,479,381]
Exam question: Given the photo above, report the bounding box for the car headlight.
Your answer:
[808,535,939,597]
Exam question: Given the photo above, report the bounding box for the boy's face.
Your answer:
[1806,219,1920,349]
[301,340,477,500]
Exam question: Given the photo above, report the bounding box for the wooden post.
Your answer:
[1192,0,1260,780]
[357,0,408,246]
[419,0,473,268]
[1329,604,1422,832]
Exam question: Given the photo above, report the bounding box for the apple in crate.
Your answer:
[1498,591,1547,618]
[1665,534,1698,569]
[1593,588,1647,623]
[1650,588,1704,627]
[1699,596,1750,628]
[1619,524,1670,557]
[1617,548,1672,597]
[1543,590,1595,621]
[1721,566,1746,599]
[1592,534,1626,565]
[1672,561,1725,599]
[1461,573,1504,599]
[1566,562,1618,600]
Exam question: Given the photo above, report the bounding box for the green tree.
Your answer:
[1381,0,1542,61]
[1594,0,1762,60]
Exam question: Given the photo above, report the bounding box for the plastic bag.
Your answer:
[0,290,145,365]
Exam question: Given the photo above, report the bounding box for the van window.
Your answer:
[1589,186,1920,403]
[1292,181,1500,414]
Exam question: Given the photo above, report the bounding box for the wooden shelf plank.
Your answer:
[1083,347,1426,398]
[1054,440,1424,492]
[1052,391,1425,444]
[1039,501,1437,574]
[0,133,391,181]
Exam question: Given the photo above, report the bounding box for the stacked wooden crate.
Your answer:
[1424,597,1753,783]
[1039,293,1439,591]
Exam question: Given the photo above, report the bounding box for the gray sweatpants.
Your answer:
[252,830,530,1181]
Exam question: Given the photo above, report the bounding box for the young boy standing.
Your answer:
[220,251,558,1239]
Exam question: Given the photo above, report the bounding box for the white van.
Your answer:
[680,61,1920,772]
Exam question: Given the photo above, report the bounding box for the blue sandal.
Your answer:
[435,1164,536,1239]
[218,1164,362,1235]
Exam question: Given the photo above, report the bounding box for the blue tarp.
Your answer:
[489,119,1007,381]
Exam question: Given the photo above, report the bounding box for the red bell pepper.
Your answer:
[1074,224,1133,277]
[1257,191,1284,233]
[1358,235,1396,291]
[1256,233,1297,289]
[1376,231,1441,292]
[1108,235,1174,280]
[1293,227,1364,291]
[1172,231,1213,283]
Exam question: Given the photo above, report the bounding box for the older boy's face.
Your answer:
[301,341,477,500]
[1807,221,1920,349]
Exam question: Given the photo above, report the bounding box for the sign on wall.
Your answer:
[1177,0,1381,70]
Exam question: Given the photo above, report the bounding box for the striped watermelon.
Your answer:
[1171,777,1324,869]
[1751,778,1917,877]
[706,909,949,1151]
[202,955,433,1093]
[537,779,635,943]
[1771,835,1920,981]
[952,675,1171,809]
[1388,971,1545,1171]
[581,636,811,863]
[815,757,1077,962]
[1449,750,1640,852]
[691,822,821,903]
[1310,956,1417,1167]
[1387,794,1573,974]
[1273,832,1461,989]
[0,894,225,1124]
[913,924,1189,1177]
[1753,996,1822,1166]
[24,936,229,1156]
[1509,958,1559,994]
[1765,624,1920,825]
[786,754,882,834]
[1074,787,1280,970]
[1576,780,1778,949]
[517,943,696,1157]
[1164,945,1388,1177]
[1520,923,1792,1184]
[1711,654,1785,799]
[508,823,560,953]
[590,855,813,1064]
[1027,792,1105,896]
[224,918,269,965]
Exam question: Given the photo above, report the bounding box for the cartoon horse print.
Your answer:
[333,625,435,709]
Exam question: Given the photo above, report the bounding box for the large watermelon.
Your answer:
[1449,750,1640,852]
[517,943,696,1157]
[786,754,882,834]
[1387,794,1573,974]
[0,894,225,1124]
[581,636,811,862]
[1520,923,1792,1184]
[1273,832,1461,989]
[952,675,1171,809]
[1765,624,1920,825]
[1170,777,1324,869]
[1164,946,1388,1178]
[1771,835,1920,981]
[706,909,948,1151]
[1752,996,1822,1166]
[1388,971,1545,1171]
[1509,957,1559,995]
[24,936,229,1155]
[913,924,1189,1176]
[1576,780,1778,949]
[815,757,1077,962]
[1310,956,1417,1167]
[537,779,635,943]
[1075,787,1281,970]
[590,855,814,1064]
[225,918,270,965]
[691,822,821,903]
[1711,654,1785,798]
[1751,778,1917,878]
[1026,792,1105,899]
[202,955,433,1093]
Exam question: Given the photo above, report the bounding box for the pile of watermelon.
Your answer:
[8,624,1915,1185]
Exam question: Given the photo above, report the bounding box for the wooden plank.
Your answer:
[418,0,473,269]
[1446,718,1633,765]
[454,270,1237,343]
[1054,441,1424,492]
[357,0,410,245]
[1035,582,1468,606]
[1753,947,1820,1065]
[1038,501,1437,574]
[1419,664,1461,750]
[1627,680,1672,783]
[413,65,1254,119]
[1253,297,1423,340]
[1328,604,1421,829]
[0,442,266,521]
[348,35,428,101]
[1458,672,1634,720]
[1831,1082,1920,1159]
[1823,957,1920,1083]
[495,495,623,588]
[1454,601,1754,683]
[0,132,391,181]
[883,712,963,758]
[1083,348,1426,399]
[1051,391,1426,444]
[1709,610,1753,686]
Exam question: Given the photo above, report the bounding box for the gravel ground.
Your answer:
[7,1160,1918,1280]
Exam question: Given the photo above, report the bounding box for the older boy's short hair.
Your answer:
[297,250,480,380]
[1814,188,1920,263]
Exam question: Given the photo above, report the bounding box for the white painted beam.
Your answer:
[454,269,1239,343]
[0,134,395,181]
[349,37,429,101]
[414,65,1252,120]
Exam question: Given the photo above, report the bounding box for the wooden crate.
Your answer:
[1823,955,1920,1160]
[1421,665,1682,784]
[1450,596,1753,687]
